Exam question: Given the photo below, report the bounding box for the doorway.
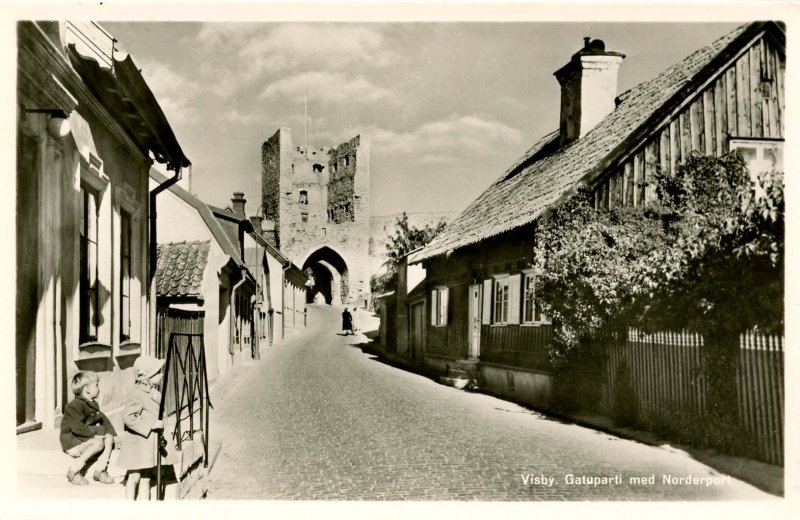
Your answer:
[468,283,482,359]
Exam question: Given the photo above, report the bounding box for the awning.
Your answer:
[67,44,191,172]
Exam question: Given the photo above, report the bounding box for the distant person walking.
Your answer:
[342,308,354,335]
[351,309,360,335]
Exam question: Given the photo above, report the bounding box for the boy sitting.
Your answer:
[60,371,118,485]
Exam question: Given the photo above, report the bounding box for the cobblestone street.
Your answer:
[206,305,771,500]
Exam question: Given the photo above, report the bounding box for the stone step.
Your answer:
[447,368,469,378]
[439,376,470,390]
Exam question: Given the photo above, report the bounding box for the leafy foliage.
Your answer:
[382,213,448,273]
[534,152,784,370]
[371,213,448,298]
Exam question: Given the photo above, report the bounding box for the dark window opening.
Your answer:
[80,186,99,343]
[120,211,131,341]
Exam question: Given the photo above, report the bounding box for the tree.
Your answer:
[383,213,448,273]
[371,213,448,297]
[534,152,783,425]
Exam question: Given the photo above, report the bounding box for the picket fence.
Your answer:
[594,329,784,466]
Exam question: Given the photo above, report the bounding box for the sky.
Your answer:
[103,21,741,217]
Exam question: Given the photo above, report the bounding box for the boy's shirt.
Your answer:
[59,396,117,451]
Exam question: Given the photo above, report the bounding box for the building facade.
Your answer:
[16,21,189,431]
[150,171,260,381]
[410,22,785,408]
[261,128,370,307]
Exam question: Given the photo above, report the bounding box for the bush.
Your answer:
[611,361,639,428]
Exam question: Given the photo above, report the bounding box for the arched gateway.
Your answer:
[303,247,349,305]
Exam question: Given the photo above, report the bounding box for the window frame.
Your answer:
[79,184,100,344]
[492,274,510,326]
[729,138,783,177]
[114,183,142,351]
[431,285,449,327]
[119,209,132,342]
[521,269,549,326]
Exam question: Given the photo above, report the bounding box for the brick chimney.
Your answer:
[249,215,264,233]
[554,37,625,146]
[231,192,246,217]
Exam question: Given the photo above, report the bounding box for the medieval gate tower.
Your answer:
[261,128,370,306]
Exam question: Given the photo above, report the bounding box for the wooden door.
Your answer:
[468,283,482,359]
[410,302,424,365]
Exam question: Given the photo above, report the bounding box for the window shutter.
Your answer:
[440,287,449,326]
[430,290,437,325]
[508,274,522,324]
[482,279,492,324]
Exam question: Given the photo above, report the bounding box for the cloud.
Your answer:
[136,59,202,125]
[260,71,396,105]
[357,115,524,161]
[195,23,398,96]
[219,108,260,125]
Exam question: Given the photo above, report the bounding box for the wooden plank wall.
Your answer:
[425,283,469,359]
[480,324,552,371]
[594,329,784,466]
[596,36,785,210]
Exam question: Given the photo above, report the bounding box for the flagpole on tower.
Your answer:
[304,87,308,152]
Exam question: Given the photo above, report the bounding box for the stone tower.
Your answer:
[261,128,370,306]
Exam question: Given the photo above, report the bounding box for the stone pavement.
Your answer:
[206,305,773,501]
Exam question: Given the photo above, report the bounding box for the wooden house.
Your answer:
[16,21,190,432]
[410,22,785,408]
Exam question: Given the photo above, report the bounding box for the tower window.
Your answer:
[301,213,308,223]
[313,164,323,173]
[344,156,350,167]
[299,190,308,205]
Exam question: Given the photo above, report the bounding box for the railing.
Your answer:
[156,332,211,500]
[63,21,116,68]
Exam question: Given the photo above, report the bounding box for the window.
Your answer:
[493,277,510,324]
[522,271,549,324]
[301,212,308,223]
[119,211,131,341]
[730,139,784,197]
[430,286,449,326]
[299,190,308,205]
[80,186,99,343]
[483,273,522,325]
[343,156,350,167]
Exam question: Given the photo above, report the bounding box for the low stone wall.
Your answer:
[479,363,553,408]
[422,354,458,376]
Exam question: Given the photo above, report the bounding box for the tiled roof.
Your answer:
[150,169,246,269]
[414,23,757,263]
[156,240,211,299]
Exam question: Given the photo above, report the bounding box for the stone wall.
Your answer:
[261,128,371,305]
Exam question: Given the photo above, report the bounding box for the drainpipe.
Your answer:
[149,164,182,355]
[230,268,248,356]
[149,166,182,281]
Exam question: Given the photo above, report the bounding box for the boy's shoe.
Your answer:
[92,470,114,484]
[66,469,89,486]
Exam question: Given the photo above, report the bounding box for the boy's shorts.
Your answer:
[65,437,103,458]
